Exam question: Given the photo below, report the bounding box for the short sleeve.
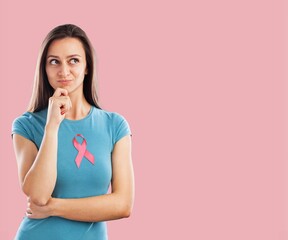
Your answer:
[112,113,132,145]
[11,115,34,143]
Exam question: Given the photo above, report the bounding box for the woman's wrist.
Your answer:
[45,123,59,134]
[49,198,62,217]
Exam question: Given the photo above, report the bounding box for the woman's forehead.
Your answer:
[47,38,85,57]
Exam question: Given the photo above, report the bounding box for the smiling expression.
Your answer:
[45,37,88,94]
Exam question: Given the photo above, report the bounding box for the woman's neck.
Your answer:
[64,91,91,120]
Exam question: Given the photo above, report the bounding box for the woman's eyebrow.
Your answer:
[47,54,82,59]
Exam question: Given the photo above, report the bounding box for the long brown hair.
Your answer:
[28,24,101,112]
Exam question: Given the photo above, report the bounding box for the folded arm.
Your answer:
[27,135,135,222]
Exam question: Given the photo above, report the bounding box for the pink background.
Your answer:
[0,0,287,239]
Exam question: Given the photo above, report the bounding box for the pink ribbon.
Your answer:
[73,134,95,168]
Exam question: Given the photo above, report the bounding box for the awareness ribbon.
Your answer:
[73,134,95,168]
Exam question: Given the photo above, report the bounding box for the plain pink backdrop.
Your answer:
[0,0,287,239]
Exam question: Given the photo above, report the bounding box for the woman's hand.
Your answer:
[26,197,54,219]
[46,88,72,128]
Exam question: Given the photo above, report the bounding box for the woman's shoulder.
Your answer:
[96,107,131,144]
[13,108,48,124]
[12,109,48,144]
[94,107,131,139]
[94,107,128,123]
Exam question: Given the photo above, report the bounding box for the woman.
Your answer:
[12,24,134,240]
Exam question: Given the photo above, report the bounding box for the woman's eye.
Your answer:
[49,59,58,65]
[70,58,79,64]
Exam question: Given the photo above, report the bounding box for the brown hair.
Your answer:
[28,24,101,112]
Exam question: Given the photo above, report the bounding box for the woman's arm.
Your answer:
[13,88,72,206]
[13,126,58,206]
[27,135,135,221]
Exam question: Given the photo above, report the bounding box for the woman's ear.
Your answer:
[85,68,88,75]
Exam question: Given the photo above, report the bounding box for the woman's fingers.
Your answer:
[25,199,51,219]
[53,88,69,97]
[26,208,32,214]
[52,88,71,114]
[49,94,72,114]
[46,88,72,126]
[55,96,72,114]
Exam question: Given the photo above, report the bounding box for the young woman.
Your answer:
[12,24,134,240]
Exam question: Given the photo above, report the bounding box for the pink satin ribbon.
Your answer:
[73,134,95,168]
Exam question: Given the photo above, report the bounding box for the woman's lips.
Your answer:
[58,79,72,82]
[57,80,72,85]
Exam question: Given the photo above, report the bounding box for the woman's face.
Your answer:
[45,37,88,94]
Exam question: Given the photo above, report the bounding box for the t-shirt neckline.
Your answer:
[63,105,94,123]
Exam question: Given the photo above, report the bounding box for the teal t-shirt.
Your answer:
[11,106,131,240]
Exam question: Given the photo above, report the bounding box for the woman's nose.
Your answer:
[58,63,70,77]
